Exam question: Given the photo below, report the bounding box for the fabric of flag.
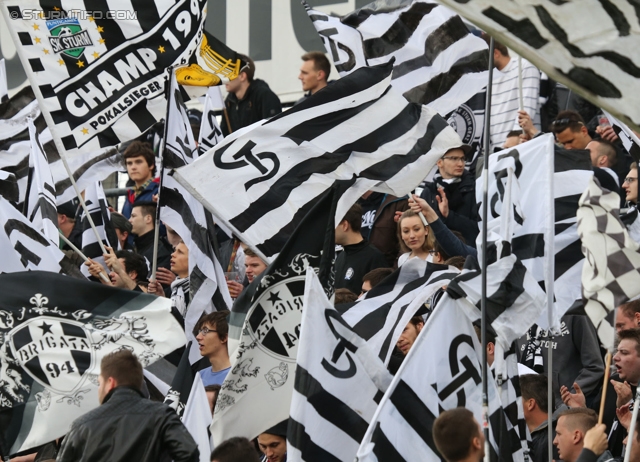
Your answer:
[477,134,593,329]
[287,269,393,462]
[159,72,232,364]
[355,292,510,461]
[0,270,185,456]
[197,87,224,157]
[0,58,7,103]
[24,118,58,245]
[0,194,64,273]
[603,109,640,164]
[434,0,640,132]
[79,181,116,277]
[0,0,206,164]
[0,170,19,204]
[0,86,123,205]
[175,31,245,87]
[174,61,464,262]
[304,0,489,117]
[211,182,342,444]
[341,258,459,365]
[577,176,640,351]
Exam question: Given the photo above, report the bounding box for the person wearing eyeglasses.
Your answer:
[621,163,640,243]
[195,310,232,387]
[419,145,478,246]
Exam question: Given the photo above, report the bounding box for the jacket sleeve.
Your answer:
[160,408,200,462]
[575,448,599,462]
[55,424,84,462]
[570,315,605,397]
[429,218,477,259]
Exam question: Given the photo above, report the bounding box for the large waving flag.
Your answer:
[174,61,464,262]
[0,0,206,163]
[0,271,185,456]
[435,0,640,130]
[304,0,489,117]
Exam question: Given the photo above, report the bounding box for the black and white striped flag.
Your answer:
[0,270,185,456]
[24,117,58,245]
[435,0,640,131]
[0,58,7,103]
[578,176,640,351]
[304,0,489,117]
[0,0,207,169]
[341,258,459,365]
[197,87,224,157]
[0,195,64,273]
[603,109,640,164]
[174,61,464,262]
[159,72,232,364]
[79,181,116,277]
[287,269,393,462]
[477,134,593,329]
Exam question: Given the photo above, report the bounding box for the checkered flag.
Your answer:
[577,176,640,350]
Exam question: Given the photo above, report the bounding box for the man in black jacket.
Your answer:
[220,54,281,136]
[420,145,478,246]
[57,349,198,462]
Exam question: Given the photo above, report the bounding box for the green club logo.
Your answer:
[47,18,93,59]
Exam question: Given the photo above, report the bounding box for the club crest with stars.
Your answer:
[245,277,306,361]
[46,18,92,59]
[8,316,94,395]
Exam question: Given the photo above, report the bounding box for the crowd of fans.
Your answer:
[16,36,640,462]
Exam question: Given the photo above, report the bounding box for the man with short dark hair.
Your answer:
[520,374,558,462]
[121,140,158,219]
[257,420,288,462]
[195,311,231,386]
[57,199,81,250]
[553,408,613,462]
[220,55,281,136]
[551,110,592,150]
[111,212,133,250]
[335,203,388,294]
[129,201,171,271]
[296,51,330,103]
[57,350,198,462]
[86,247,148,291]
[210,437,259,462]
[616,300,640,333]
[360,267,394,296]
[433,407,484,462]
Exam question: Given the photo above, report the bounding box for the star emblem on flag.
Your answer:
[34,37,41,44]
[38,321,53,335]
[76,60,84,68]
[32,23,39,30]
[158,46,165,53]
[81,128,89,135]
[267,291,282,305]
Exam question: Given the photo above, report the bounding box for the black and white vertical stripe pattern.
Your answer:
[197,87,224,157]
[24,117,58,245]
[160,73,232,364]
[1,0,205,165]
[287,270,393,462]
[304,0,489,116]
[80,181,116,276]
[477,134,593,328]
[0,195,63,272]
[355,293,513,462]
[577,176,640,351]
[0,58,8,103]
[435,0,640,129]
[603,109,640,164]
[341,258,459,365]
[174,61,465,262]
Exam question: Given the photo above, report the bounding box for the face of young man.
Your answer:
[614,338,640,384]
[257,433,286,462]
[553,416,580,462]
[436,148,466,179]
[196,322,227,360]
[170,243,189,278]
[245,255,267,283]
[555,127,590,150]
[396,321,423,355]
[109,258,136,288]
[623,168,638,204]
[125,155,153,186]
[299,60,323,93]
[129,207,149,237]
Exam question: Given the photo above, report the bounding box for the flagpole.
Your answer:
[58,231,110,283]
[150,67,173,282]
[518,57,524,111]
[545,136,556,462]
[481,37,495,462]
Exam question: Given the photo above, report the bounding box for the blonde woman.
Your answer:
[397,209,436,266]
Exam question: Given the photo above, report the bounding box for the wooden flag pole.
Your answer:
[598,352,612,424]
[223,106,233,134]
[59,231,110,283]
[480,36,495,462]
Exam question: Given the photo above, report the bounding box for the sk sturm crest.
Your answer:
[46,18,92,59]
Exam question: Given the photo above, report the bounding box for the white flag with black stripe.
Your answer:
[0,0,207,175]
[0,195,64,273]
[24,117,58,245]
[198,87,224,157]
[341,258,459,365]
[477,134,593,328]
[435,0,640,131]
[287,269,393,462]
[578,176,640,351]
[0,58,8,103]
[174,61,464,262]
[159,72,232,364]
[79,181,116,277]
[603,109,640,164]
[304,0,489,117]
